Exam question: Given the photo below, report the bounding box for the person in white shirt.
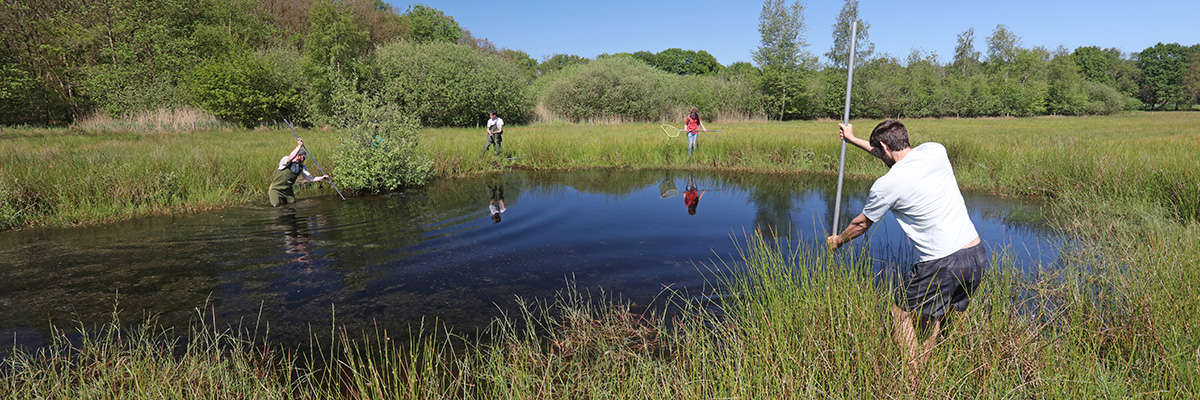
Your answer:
[268,137,328,207]
[483,110,504,156]
[826,120,987,371]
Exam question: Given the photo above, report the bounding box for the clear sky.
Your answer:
[387,1,1200,66]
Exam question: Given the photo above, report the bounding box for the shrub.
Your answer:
[374,41,533,127]
[186,51,303,127]
[331,103,432,193]
[538,55,668,122]
[1083,81,1134,115]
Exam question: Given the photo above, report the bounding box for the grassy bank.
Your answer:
[3,113,1196,229]
[2,113,1198,397]
[0,127,341,228]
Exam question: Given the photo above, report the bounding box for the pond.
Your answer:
[0,169,1061,351]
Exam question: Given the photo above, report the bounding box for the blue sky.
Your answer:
[387,1,1200,66]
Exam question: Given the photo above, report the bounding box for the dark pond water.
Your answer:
[0,170,1061,351]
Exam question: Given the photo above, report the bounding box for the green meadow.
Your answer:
[2,113,1198,397]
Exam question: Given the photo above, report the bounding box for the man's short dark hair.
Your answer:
[870,120,910,151]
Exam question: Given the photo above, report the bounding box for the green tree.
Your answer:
[951,28,981,76]
[985,24,1020,65]
[1072,46,1117,85]
[1184,44,1200,108]
[190,0,276,59]
[537,56,667,122]
[373,41,533,126]
[1136,42,1190,110]
[825,0,873,69]
[752,0,814,120]
[723,62,760,77]
[903,50,949,118]
[537,53,588,76]
[303,0,370,123]
[82,0,202,116]
[0,0,80,124]
[186,51,301,126]
[648,48,721,75]
[752,0,809,69]
[1046,49,1089,115]
[403,4,460,44]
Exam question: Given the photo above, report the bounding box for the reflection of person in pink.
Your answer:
[683,182,706,215]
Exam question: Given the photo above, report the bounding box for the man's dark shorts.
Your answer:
[903,243,988,319]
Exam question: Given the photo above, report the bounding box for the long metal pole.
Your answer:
[283,119,345,200]
[832,21,857,234]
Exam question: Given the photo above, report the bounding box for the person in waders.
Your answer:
[269,137,328,207]
[483,110,503,156]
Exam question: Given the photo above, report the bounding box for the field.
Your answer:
[2,113,1198,397]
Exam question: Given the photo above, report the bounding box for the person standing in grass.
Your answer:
[825,120,987,373]
[269,137,328,207]
[684,107,707,157]
[483,110,504,156]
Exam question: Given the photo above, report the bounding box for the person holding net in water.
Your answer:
[269,137,329,207]
[825,120,987,374]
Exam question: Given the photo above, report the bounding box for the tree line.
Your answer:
[1,0,1198,128]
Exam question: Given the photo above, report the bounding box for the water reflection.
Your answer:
[488,178,507,224]
[0,169,1061,353]
[683,174,707,215]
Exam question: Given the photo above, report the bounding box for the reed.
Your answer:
[2,302,299,399]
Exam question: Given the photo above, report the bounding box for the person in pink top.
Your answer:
[684,107,707,157]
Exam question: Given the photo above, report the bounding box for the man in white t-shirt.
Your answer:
[483,110,504,156]
[825,120,987,370]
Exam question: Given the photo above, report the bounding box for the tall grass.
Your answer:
[2,302,300,399]
[10,231,1184,397]
[0,126,340,228]
[73,107,241,133]
[1,113,1197,397]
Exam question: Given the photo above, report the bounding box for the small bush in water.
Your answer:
[332,108,432,193]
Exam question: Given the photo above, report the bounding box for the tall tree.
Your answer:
[985,24,1020,65]
[304,0,370,122]
[1136,42,1190,110]
[647,48,721,75]
[1181,44,1200,108]
[752,0,809,69]
[753,0,813,120]
[403,4,460,44]
[1072,46,1116,84]
[82,0,202,116]
[825,0,873,69]
[536,53,588,76]
[951,28,981,75]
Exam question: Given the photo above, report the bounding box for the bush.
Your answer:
[185,50,303,127]
[331,103,432,193]
[1083,81,1134,114]
[374,41,532,127]
[538,56,668,122]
